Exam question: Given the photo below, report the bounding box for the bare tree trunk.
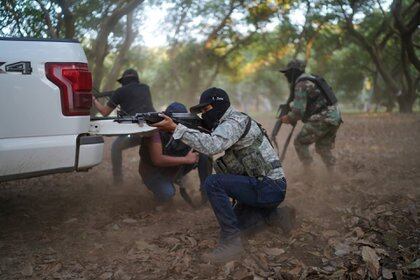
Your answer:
[102,11,136,91]
[204,0,237,49]
[392,0,420,71]
[56,0,75,39]
[391,0,419,112]
[35,0,58,38]
[91,0,144,89]
[205,61,221,89]
[337,0,416,112]
[166,3,191,92]
[397,94,415,113]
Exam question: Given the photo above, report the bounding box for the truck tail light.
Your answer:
[45,62,93,116]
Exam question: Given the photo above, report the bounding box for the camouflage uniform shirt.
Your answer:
[287,76,342,126]
[173,107,285,180]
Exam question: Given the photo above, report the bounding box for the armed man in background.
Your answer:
[93,68,155,185]
[279,60,342,171]
[152,87,295,263]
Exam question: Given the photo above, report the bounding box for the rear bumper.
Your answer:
[0,134,104,182]
[76,135,104,171]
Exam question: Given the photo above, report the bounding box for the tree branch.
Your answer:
[391,0,420,71]
[103,11,136,91]
[55,0,75,38]
[35,0,58,38]
[204,0,237,49]
[92,0,145,88]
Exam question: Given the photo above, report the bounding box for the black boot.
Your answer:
[201,235,244,263]
[267,206,296,235]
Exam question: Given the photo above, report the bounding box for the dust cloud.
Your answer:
[0,114,419,279]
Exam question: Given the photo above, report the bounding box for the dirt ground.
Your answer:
[1,113,419,280]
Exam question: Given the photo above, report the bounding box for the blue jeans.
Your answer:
[204,174,286,240]
[142,172,176,202]
[142,154,212,202]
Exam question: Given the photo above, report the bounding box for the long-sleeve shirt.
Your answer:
[173,107,285,180]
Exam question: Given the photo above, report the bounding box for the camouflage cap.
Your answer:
[279,59,306,73]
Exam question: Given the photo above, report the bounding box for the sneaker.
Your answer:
[201,236,244,263]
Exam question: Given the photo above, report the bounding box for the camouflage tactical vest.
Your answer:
[214,116,280,177]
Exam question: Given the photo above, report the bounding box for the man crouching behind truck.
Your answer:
[139,102,212,208]
[152,87,296,263]
[93,69,155,185]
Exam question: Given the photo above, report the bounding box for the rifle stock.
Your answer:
[271,104,290,139]
[280,124,296,161]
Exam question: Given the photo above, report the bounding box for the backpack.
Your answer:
[296,74,338,105]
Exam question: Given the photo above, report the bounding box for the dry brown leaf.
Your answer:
[407,259,420,269]
[224,261,236,275]
[114,268,131,280]
[21,263,33,277]
[197,263,214,276]
[50,262,62,273]
[383,232,398,249]
[122,218,137,224]
[198,239,216,249]
[186,236,197,247]
[99,272,113,280]
[334,243,350,257]
[353,227,364,238]
[64,218,78,224]
[375,248,389,257]
[232,268,252,280]
[162,237,180,247]
[357,239,376,247]
[289,266,302,277]
[299,267,308,280]
[264,247,285,256]
[382,268,393,279]
[322,230,340,239]
[135,240,156,251]
[408,204,418,223]
[361,246,380,279]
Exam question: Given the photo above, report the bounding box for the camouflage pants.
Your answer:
[294,121,340,167]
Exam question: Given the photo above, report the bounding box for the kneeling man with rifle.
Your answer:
[138,102,212,208]
[152,87,295,263]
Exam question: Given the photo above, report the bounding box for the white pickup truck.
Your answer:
[0,38,154,182]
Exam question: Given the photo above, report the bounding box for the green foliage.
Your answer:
[1,0,418,112]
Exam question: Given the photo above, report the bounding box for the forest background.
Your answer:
[1,0,419,113]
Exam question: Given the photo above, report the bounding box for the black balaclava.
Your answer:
[200,88,230,130]
[117,69,140,86]
[119,76,139,86]
[161,102,190,156]
[284,68,304,85]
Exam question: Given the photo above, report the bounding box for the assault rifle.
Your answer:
[114,112,210,133]
[271,90,296,161]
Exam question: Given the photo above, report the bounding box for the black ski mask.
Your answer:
[119,76,139,86]
[284,68,304,84]
[190,87,231,131]
[161,102,190,156]
[202,101,230,130]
